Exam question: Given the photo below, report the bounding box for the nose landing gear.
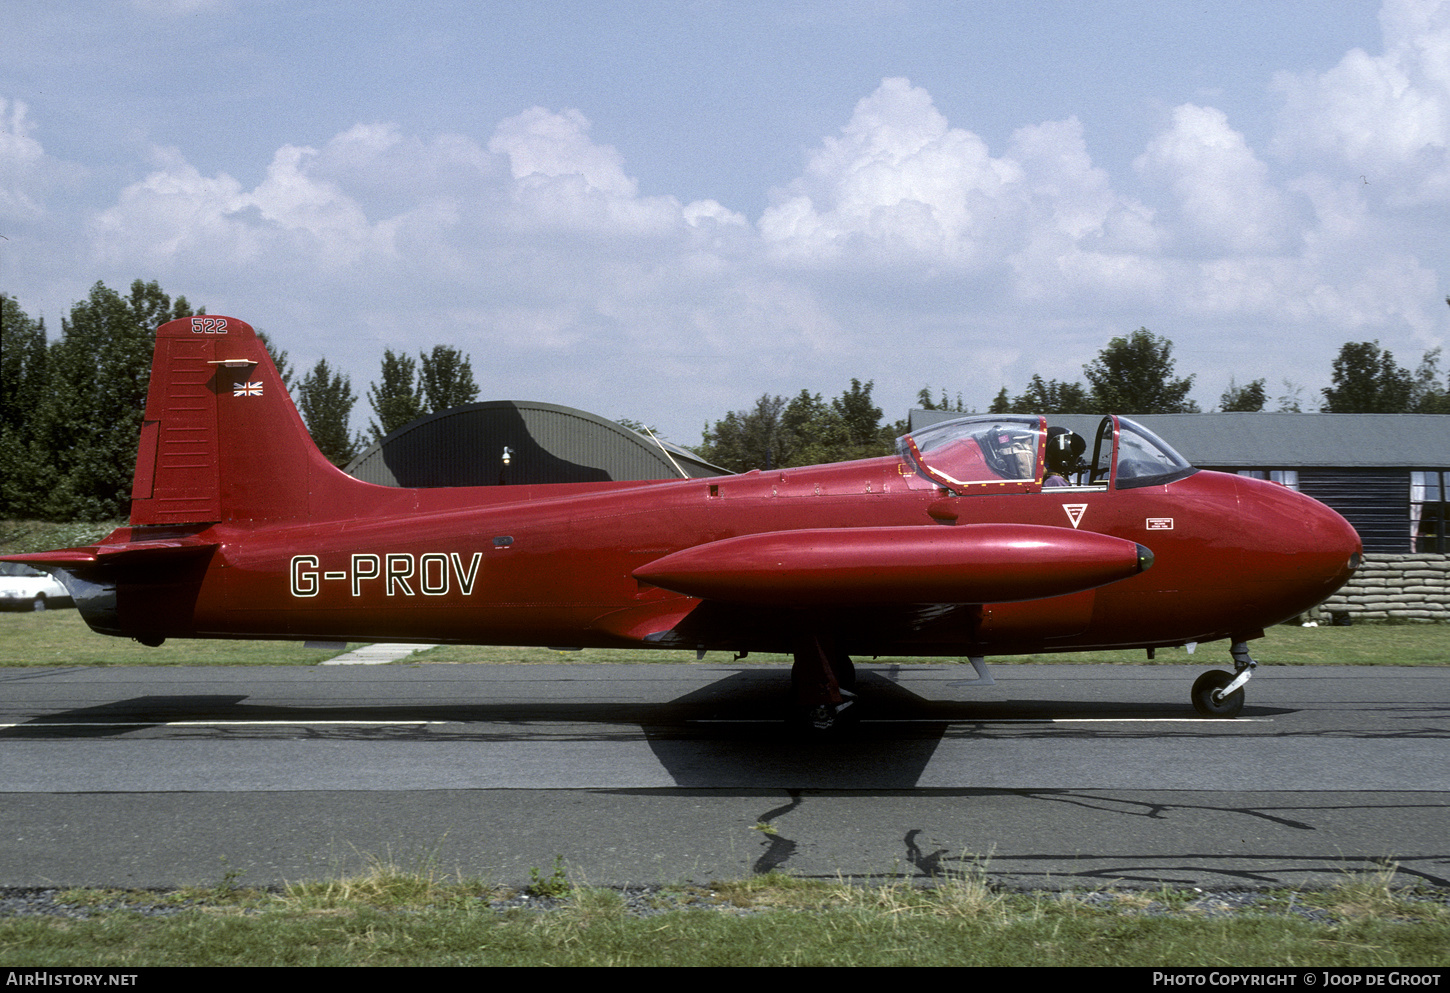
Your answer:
[1191,641,1257,718]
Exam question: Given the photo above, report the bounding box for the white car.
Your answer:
[0,561,73,611]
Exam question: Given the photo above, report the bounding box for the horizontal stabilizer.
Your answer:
[0,533,221,640]
[1,549,100,567]
[2,532,219,570]
[633,524,1152,606]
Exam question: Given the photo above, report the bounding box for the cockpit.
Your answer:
[897,414,1197,493]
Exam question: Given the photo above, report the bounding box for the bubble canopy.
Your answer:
[897,414,1197,492]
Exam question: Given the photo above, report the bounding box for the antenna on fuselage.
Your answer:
[640,425,688,479]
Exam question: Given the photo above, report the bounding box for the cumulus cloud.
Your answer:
[0,97,83,224]
[1005,117,1162,304]
[755,77,1172,321]
[487,106,746,238]
[88,125,506,286]
[759,77,1026,269]
[74,104,833,429]
[89,147,252,264]
[309,123,495,208]
[1273,0,1450,204]
[490,106,637,198]
[1135,104,1296,255]
[89,142,396,274]
[16,17,1442,440]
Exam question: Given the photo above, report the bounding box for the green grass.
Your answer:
[412,622,1450,667]
[1009,621,1450,666]
[2,864,1446,967]
[0,611,363,666]
[0,519,123,556]
[1,608,1446,667]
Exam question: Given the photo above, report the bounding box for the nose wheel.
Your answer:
[1191,641,1257,718]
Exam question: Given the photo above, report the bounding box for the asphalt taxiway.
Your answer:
[1,662,1446,890]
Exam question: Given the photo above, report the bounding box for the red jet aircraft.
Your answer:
[6,316,1362,726]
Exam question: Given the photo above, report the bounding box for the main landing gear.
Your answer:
[791,631,857,732]
[1190,641,1257,718]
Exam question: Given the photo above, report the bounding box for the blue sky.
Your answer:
[4,0,1447,445]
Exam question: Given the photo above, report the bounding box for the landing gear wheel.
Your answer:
[795,696,857,734]
[1191,669,1244,718]
[789,628,856,732]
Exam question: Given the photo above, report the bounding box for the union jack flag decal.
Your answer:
[234,381,264,397]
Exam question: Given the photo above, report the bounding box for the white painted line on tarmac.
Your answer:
[0,717,1268,731]
[1,720,448,729]
[321,643,435,665]
[695,717,1270,724]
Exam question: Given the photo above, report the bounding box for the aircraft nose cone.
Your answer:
[1236,476,1361,622]
[1307,492,1363,590]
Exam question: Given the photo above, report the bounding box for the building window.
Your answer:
[1237,469,1300,490]
[1412,471,1447,553]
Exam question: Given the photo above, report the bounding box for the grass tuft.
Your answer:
[3,869,1448,967]
[526,856,572,899]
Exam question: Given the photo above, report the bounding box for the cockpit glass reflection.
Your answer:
[1112,417,1196,488]
[899,414,1197,492]
[898,416,1043,489]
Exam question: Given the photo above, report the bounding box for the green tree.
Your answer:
[698,394,788,472]
[1320,341,1414,413]
[367,349,425,441]
[699,380,892,471]
[1218,377,1268,412]
[1435,297,1450,412]
[1083,328,1198,413]
[615,417,663,438]
[419,345,479,413]
[1274,379,1306,413]
[35,280,198,520]
[984,376,1091,414]
[255,331,295,389]
[1014,375,1093,414]
[0,295,48,433]
[832,378,884,456]
[915,386,969,413]
[1410,348,1450,414]
[0,295,52,517]
[297,358,361,468]
[781,389,850,467]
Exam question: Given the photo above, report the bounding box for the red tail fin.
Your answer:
[130,316,359,526]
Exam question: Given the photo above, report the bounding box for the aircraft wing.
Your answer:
[632,523,1151,607]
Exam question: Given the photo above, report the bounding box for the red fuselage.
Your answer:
[94,454,1359,658]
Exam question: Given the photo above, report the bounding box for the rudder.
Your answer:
[130,315,348,526]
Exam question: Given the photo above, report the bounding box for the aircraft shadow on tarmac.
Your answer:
[1,669,1293,735]
[2,668,1302,790]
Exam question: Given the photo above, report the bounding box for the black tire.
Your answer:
[793,701,859,735]
[31,595,45,613]
[1191,669,1244,718]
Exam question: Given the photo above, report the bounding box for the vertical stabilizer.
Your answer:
[129,316,357,526]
